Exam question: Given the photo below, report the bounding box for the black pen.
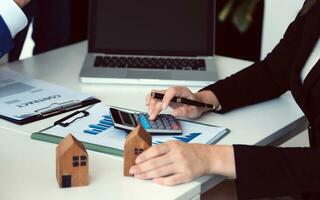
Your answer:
[151,92,216,110]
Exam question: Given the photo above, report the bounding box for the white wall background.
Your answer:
[20,23,34,60]
[261,0,305,59]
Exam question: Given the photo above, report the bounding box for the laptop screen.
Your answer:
[89,0,214,56]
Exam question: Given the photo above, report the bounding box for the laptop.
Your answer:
[80,0,217,86]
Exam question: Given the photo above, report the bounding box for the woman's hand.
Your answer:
[14,0,30,8]
[146,86,220,120]
[129,141,236,186]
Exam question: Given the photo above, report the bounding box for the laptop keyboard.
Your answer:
[94,56,206,70]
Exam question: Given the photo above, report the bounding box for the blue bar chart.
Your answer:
[153,132,201,144]
[84,115,114,135]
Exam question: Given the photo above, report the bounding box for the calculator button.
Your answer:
[141,122,151,129]
[150,122,157,128]
[162,118,169,124]
[139,114,147,121]
[139,114,152,129]
[143,124,152,129]
[158,125,165,129]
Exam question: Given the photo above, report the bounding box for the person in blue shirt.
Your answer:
[0,0,29,58]
[8,0,89,62]
[0,16,13,58]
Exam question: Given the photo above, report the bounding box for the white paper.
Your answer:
[0,68,94,120]
[45,103,228,151]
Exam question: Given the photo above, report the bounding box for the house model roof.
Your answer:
[126,125,152,145]
[57,134,87,157]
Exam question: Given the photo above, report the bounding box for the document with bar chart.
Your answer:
[31,103,229,156]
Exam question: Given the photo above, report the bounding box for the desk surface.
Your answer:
[0,130,200,200]
[0,42,307,200]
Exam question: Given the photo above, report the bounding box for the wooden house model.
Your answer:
[124,125,152,176]
[56,134,89,188]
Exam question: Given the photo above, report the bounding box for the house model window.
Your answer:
[72,155,87,167]
[80,155,87,166]
[134,148,144,155]
[124,125,152,176]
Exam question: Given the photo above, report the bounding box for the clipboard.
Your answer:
[1,98,101,125]
[31,103,230,157]
[0,68,101,125]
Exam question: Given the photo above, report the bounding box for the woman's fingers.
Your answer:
[148,98,157,115]
[146,89,164,106]
[131,141,213,186]
[149,101,164,120]
[131,154,173,175]
[161,87,184,109]
[135,143,170,164]
[146,87,200,120]
[153,174,187,186]
[146,87,189,109]
[147,90,166,118]
[172,106,201,118]
[134,163,176,180]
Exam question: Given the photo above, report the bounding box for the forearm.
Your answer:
[204,145,236,178]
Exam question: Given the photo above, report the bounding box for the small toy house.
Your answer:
[56,134,89,188]
[124,125,152,176]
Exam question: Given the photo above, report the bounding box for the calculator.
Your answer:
[109,108,183,135]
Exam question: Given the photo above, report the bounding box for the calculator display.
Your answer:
[119,111,135,126]
[110,108,136,127]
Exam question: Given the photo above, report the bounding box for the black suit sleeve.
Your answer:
[234,145,320,199]
[200,12,307,112]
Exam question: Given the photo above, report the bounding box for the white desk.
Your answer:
[0,42,307,200]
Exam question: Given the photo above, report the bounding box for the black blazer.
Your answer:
[201,1,320,199]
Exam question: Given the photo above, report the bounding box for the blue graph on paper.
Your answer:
[83,115,114,135]
[153,133,202,144]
